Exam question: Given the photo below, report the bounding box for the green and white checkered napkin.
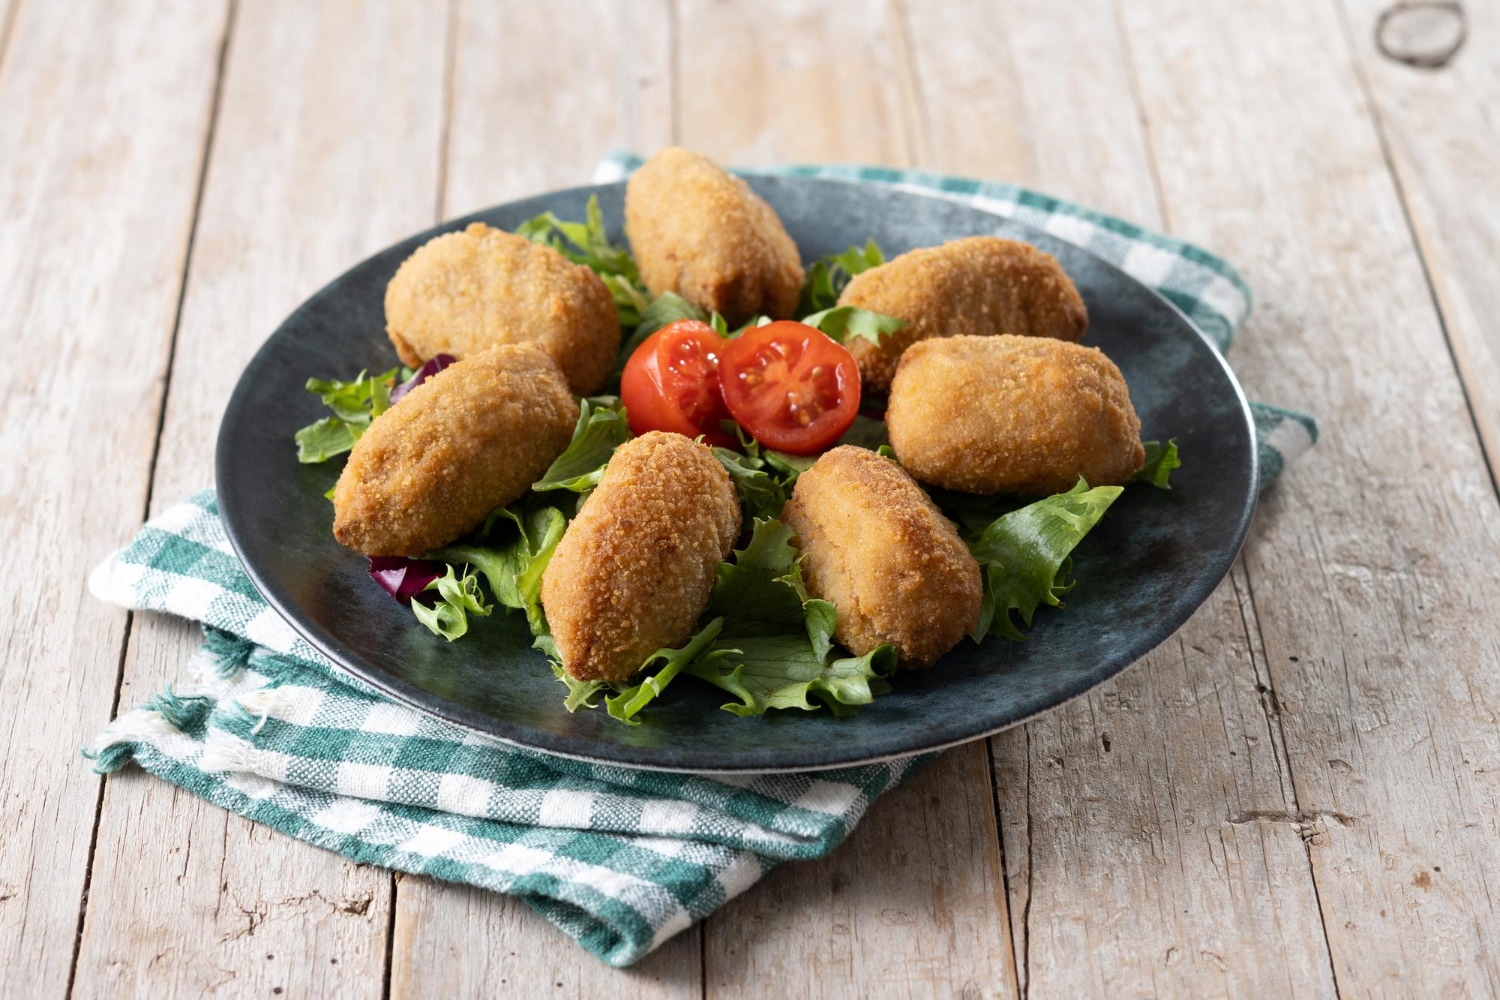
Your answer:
[87,156,1317,968]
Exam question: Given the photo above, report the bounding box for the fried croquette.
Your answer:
[332,344,579,557]
[781,446,981,669]
[540,432,740,683]
[838,236,1088,393]
[886,335,1145,496]
[625,147,804,327]
[384,222,619,395]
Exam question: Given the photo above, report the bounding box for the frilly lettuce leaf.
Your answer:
[689,643,896,717]
[799,239,886,313]
[546,519,894,721]
[532,397,632,492]
[762,448,816,483]
[712,446,788,522]
[1135,439,1181,489]
[516,194,646,328]
[431,504,566,635]
[603,618,733,724]
[294,368,398,463]
[800,305,906,346]
[690,519,895,717]
[411,564,492,641]
[550,661,607,712]
[967,479,1122,642]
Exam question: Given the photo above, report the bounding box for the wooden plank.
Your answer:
[441,0,676,218]
[994,569,1339,997]
[900,1,1339,994]
[0,0,20,72]
[1119,0,1500,995]
[705,749,1013,1000]
[668,4,1018,997]
[387,2,695,996]
[0,1,230,997]
[390,875,702,999]
[894,0,1160,221]
[677,0,920,167]
[1338,0,1500,478]
[69,1,451,996]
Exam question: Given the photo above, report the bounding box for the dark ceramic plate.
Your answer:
[217,177,1256,773]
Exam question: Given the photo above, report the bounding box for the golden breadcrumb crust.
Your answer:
[781,446,981,669]
[625,147,804,327]
[838,236,1088,393]
[886,335,1144,496]
[384,222,619,395]
[332,344,578,556]
[540,431,741,683]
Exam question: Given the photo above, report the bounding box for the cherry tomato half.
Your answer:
[717,321,861,454]
[620,319,736,447]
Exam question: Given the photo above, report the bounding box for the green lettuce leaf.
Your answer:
[689,519,896,717]
[712,446,787,522]
[689,644,895,717]
[411,564,492,641]
[603,618,733,725]
[431,504,565,635]
[798,239,886,313]
[762,448,816,484]
[515,194,647,327]
[799,261,837,314]
[800,305,906,346]
[967,479,1122,642]
[533,397,632,492]
[1135,439,1181,489]
[830,238,885,277]
[550,663,609,712]
[623,291,706,354]
[293,368,398,463]
[601,273,650,329]
[295,418,362,464]
[834,413,890,451]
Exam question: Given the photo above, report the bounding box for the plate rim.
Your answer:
[216,176,1259,773]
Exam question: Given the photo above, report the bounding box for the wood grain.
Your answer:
[387,2,690,996]
[389,875,702,999]
[441,0,675,219]
[670,4,1018,996]
[1121,0,1500,994]
[896,0,1160,221]
[900,1,1339,994]
[676,0,920,167]
[1337,0,1500,479]
[4,2,1496,996]
[705,750,1015,1000]
[70,1,450,996]
[0,1,230,996]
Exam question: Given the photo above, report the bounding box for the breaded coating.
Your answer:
[886,335,1144,496]
[838,236,1088,393]
[782,447,981,669]
[384,222,619,395]
[625,147,804,327]
[332,344,579,557]
[540,432,740,683]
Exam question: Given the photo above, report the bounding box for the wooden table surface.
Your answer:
[3,0,1497,996]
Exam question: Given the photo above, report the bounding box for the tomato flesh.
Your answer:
[718,321,861,454]
[620,320,736,447]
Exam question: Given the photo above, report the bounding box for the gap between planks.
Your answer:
[62,0,233,990]
[1326,0,1500,504]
